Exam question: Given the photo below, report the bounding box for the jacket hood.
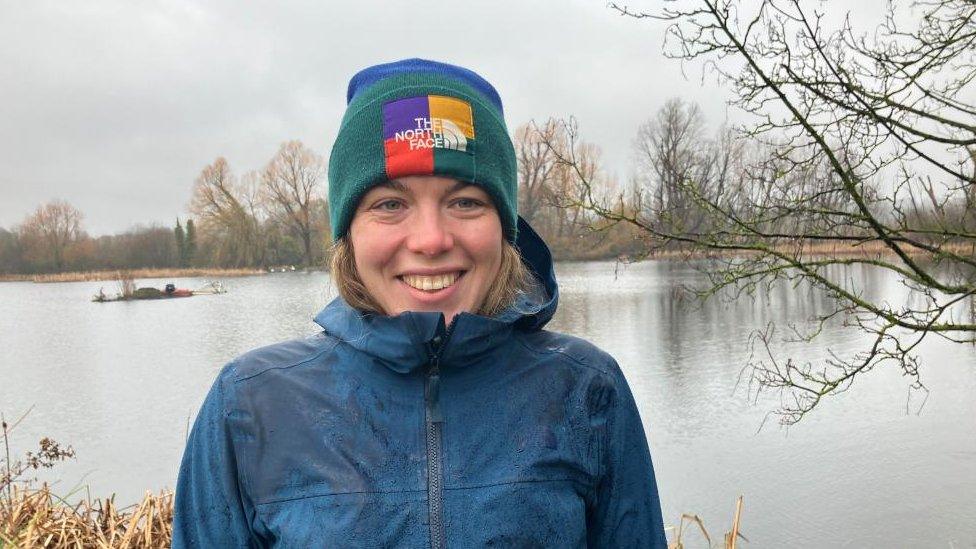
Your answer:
[314,217,558,373]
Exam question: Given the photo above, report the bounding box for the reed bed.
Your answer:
[0,267,266,283]
[0,485,173,548]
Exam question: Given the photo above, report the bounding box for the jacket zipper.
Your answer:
[425,320,456,549]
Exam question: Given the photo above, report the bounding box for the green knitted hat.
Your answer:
[328,58,518,242]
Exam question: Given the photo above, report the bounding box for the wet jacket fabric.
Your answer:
[173,218,667,548]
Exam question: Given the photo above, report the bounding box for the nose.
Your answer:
[405,208,454,256]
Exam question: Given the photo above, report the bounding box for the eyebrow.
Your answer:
[379,180,472,194]
[378,180,409,192]
[446,181,472,194]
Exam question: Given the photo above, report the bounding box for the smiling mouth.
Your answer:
[398,271,466,292]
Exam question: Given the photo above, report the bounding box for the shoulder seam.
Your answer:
[513,332,614,377]
[232,334,341,384]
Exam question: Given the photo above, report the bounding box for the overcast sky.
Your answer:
[0,0,740,235]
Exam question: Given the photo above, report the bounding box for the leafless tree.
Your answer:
[18,200,84,271]
[635,98,707,231]
[190,158,264,267]
[515,121,562,225]
[543,0,976,424]
[514,119,611,242]
[632,98,751,239]
[260,140,326,268]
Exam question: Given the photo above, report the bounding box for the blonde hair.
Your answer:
[329,237,532,317]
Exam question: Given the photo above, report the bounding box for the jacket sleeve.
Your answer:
[587,363,668,548]
[173,370,254,548]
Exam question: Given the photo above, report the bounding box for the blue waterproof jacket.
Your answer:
[173,219,667,548]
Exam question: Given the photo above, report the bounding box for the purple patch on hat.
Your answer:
[383,96,430,140]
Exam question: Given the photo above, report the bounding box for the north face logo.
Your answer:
[382,95,476,179]
[392,116,468,152]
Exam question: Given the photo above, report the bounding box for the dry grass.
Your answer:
[0,484,173,548]
[0,268,265,283]
[667,495,747,549]
[117,272,136,299]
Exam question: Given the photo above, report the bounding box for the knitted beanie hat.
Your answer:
[328,58,518,242]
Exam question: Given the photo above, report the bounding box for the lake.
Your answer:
[2,261,974,547]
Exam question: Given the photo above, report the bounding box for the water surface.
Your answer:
[1,262,974,547]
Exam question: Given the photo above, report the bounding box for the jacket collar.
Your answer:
[314,217,558,373]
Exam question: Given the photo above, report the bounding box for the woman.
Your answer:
[173,58,667,548]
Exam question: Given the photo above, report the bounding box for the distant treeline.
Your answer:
[0,126,645,276]
[0,141,334,275]
[7,96,966,276]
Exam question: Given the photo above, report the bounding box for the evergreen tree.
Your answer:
[185,218,197,267]
[174,218,187,267]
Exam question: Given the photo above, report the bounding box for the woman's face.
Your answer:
[348,175,503,325]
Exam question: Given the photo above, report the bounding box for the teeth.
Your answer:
[402,272,460,291]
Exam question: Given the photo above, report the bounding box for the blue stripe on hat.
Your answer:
[346,58,505,116]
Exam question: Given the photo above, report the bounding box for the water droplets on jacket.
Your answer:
[173,217,667,548]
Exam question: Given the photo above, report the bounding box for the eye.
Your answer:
[372,199,403,212]
[453,197,486,209]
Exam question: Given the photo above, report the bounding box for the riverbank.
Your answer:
[0,267,269,283]
[595,240,976,262]
[3,240,972,282]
